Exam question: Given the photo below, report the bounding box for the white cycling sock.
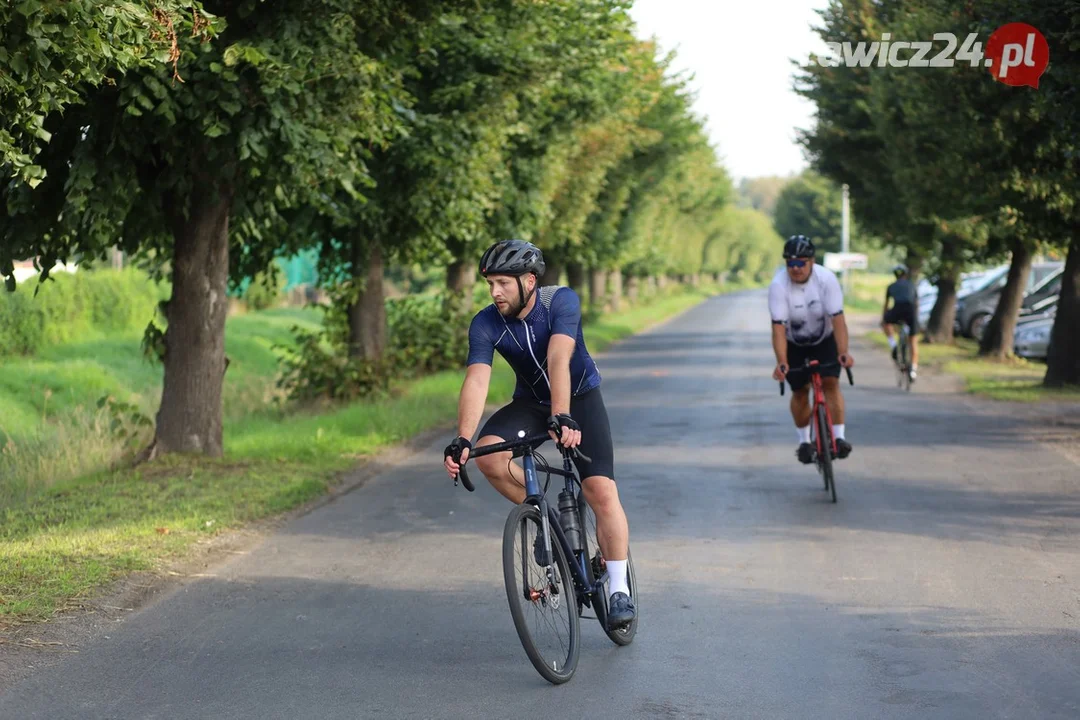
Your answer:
[797,425,811,444]
[607,559,629,598]
[833,424,845,440]
[888,336,898,349]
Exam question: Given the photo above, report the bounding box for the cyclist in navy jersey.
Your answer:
[443,239,635,629]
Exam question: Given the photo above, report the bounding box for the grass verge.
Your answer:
[846,273,892,313]
[0,284,728,624]
[864,331,1080,402]
[0,308,323,504]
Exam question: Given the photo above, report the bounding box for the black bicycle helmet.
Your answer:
[783,235,816,258]
[893,263,908,278]
[478,239,546,278]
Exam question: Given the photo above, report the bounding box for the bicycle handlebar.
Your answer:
[779,362,854,396]
[452,432,592,492]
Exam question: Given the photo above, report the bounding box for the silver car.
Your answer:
[1013,307,1056,361]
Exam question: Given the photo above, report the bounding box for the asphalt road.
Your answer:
[2,290,1078,719]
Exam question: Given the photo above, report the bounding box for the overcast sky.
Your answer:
[628,0,831,184]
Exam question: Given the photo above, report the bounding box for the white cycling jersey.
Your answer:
[768,264,845,347]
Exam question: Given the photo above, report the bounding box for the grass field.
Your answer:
[0,284,727,624]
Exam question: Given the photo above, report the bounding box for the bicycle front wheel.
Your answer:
[817,403,837,503]
[502,503,580,684]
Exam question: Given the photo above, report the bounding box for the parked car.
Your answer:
[956,262,1063,340]
[917,267,1002,330]
[1019,267,1063,316]
[1014,302,1056,360]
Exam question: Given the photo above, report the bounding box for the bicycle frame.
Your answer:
[455,435,607,609]
[520,450,607,608]
[806,361,837,458]
[779,359,853,459]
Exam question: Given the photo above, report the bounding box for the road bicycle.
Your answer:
[451,431,638,684]
[781,359,854,503]
[892,321,914,392]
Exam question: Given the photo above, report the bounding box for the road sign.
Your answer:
[823,252,868,272]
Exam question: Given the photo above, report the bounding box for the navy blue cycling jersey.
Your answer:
[887,278,916,305]
[467,285,601,405]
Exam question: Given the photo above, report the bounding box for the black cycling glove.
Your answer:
[547,414,580,438]
[444,436,472,462]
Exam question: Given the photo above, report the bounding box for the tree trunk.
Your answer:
[979,240,1033,359]
[607,269,623,312]
[925,270,959,344]
[626,273,640,303]
[347,239,386,360]
[589,268,607,314]
[1045,234,1080,386]
[542,251,564,287]
[657,274,668,290]
[1044,234,1080,387]
[904,247,925,287]
[153,186,232,457]
[567,263,586,295]
[924,238,962,344]
[444,256,476,317]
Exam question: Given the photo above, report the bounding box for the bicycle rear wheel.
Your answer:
[579,496,638,646]
[816,404,836,503]
[899,329,911,392]
[502,503,580,684]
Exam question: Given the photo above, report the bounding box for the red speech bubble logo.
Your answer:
[985,23,1049,88]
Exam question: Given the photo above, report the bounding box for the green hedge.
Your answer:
[0,269,165,357]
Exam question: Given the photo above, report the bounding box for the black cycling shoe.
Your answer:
[607,592,636,630]
[797,442,815,464]
[533,533,551,567]
[836,438,852,459]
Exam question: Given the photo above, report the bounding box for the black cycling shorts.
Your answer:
[786,334,841,392]
[478,387,615,481]
[883,302,918,334]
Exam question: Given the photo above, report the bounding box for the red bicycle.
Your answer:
[780,359,854,503]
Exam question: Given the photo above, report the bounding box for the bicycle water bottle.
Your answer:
[557,490,583,553]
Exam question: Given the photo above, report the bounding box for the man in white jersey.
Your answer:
[769,235,855,463]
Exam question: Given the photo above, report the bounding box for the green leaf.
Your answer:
[204,121,228,138]
[16,0,40,17]
[223,46,242,67]
[219,99,243,116]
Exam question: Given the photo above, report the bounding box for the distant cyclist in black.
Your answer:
[882,264,919,380]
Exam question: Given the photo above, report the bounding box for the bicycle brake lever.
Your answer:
[570,446,593,464]
[453,459,475,492]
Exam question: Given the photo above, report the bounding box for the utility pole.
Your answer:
[841,183,851,294]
